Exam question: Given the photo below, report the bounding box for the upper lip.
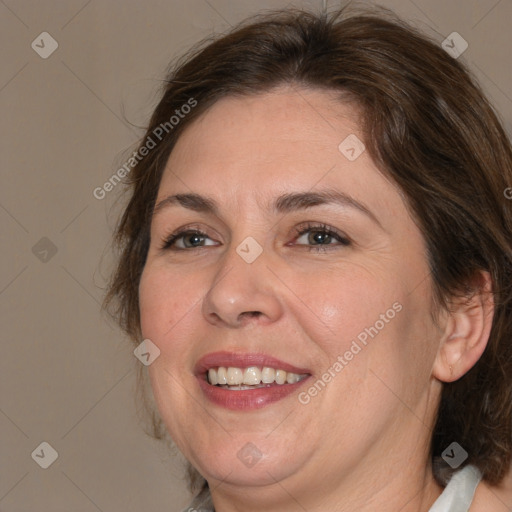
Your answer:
[195,351,311,376]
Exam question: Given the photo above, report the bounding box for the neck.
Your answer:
[208,451,443,512]
[207,407,445,512]
[208,383,444,511]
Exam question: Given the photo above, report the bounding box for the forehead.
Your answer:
[158,87,404,222]
[169,87,360,165]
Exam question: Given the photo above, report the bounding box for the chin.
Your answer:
[200,456,297,487]
[188,436,307,488]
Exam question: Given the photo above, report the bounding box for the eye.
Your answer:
[292,223,351,252]
[160,223,350,252]
[161,229,218,250]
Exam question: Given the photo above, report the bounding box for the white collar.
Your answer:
[428,465,482,512]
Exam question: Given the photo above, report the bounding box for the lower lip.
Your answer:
[197,377,310,410]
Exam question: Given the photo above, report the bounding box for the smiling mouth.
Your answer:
[206,366,310,390]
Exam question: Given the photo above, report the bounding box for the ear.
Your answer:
[432,271,494,383]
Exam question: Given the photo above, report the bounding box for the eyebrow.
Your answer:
[153,189,383,228]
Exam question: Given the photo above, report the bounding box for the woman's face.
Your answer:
[139,87,443,494]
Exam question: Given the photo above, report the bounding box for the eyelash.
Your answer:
[291,222,351,252]
[160,222,351,253]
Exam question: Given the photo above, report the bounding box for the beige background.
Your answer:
[1,0,511,511]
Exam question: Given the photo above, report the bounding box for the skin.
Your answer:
[470,465,512,511]
[139,86,494,512]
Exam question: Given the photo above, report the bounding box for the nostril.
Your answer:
[236,311,263,324]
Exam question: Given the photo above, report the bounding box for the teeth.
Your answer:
[207,366,306,387]
[261,367,275,383]
[243,367,261,385]
[275,369,287,385]
[286,372,301,384]
[217,367,227,385]
[208,368,218,385]
[226,367,243,386]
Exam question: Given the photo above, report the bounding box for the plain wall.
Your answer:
[1,0,511,510]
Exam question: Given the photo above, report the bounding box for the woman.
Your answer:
[104,5,512,511]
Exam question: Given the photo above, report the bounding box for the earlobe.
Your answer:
[432,271,494,383]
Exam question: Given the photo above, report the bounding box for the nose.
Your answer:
[201,246,284,328]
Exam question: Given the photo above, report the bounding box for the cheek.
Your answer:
[295,257,436,399]
[139,263,201,342]
[139,265,207,450]
[287,263,405,359]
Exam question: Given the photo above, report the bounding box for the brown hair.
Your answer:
[104,4,512,490]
